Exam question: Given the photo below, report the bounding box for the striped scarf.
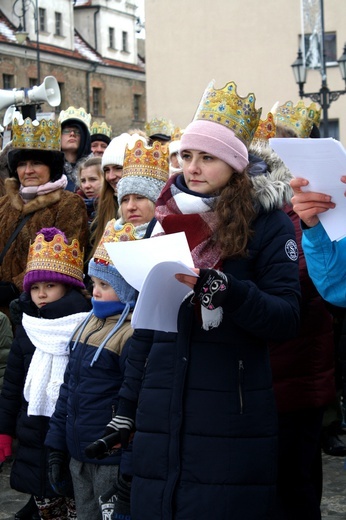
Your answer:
[153,174,222,269]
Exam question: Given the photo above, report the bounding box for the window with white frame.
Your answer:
[122,31,128,52]
[109,27,115,49]
[39,8,46,32]
[55,12,62,36]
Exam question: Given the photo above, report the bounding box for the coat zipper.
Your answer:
[238,359,244,414]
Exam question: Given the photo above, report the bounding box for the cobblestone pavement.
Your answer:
[0,451,345,519]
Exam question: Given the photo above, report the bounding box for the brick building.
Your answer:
[0,0,146,137]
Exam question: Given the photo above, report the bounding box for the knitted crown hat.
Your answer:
[117,136,169,205]
[180,80,264,173]
[23,227,85,292]
[180,119,248,173]
[88,220,136,305]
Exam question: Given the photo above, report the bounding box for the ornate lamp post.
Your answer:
[291,1,346,137]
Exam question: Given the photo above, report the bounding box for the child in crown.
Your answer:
[45,225,137,520]
[0,227,91,520]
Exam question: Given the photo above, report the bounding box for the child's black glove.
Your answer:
[48,449,74,497]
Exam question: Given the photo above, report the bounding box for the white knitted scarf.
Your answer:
[23,312,89,417]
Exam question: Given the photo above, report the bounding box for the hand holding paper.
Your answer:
[105,232,198,332]
[270,137,346,241]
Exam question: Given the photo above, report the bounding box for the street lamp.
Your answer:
[13,0,40,84]
[291,2,346,137]
[291,46,346,137]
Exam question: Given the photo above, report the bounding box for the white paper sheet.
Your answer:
[105,232,194,291]
[131,261,198,332]
[269,137,346,241]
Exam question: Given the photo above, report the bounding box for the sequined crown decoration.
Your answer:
[123,139,169,184]
[193,80,262,148]
[93,218,137,265]
[171,127,184,142]
[58,106,92,131]
[11,117,61,151]
[26,232,84,283]
[253,113,276,141]
[145,117,175,138]
[273,100,321,138]
[90,121,112,138]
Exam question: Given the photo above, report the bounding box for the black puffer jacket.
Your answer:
[118,205,301,519]
[0,289,90,497]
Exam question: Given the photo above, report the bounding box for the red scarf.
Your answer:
[154,175,222,269]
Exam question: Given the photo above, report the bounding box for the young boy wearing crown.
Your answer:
[45,224,137,520]
[0,227,91,520]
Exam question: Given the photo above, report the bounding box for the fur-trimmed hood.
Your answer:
[4,177,64,214]
[248,141,294,212]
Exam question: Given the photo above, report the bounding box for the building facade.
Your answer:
[0,0,146,137]
[144,0,346,143]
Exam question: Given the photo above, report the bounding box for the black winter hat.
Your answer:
[7,149,65,181]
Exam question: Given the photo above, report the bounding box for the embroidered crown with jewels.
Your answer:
[12,117,61,151]
[273,100,321,138]
[90,121,112,138]
[26,231,84,283]
[171,127,184,142]
[93,219,139,265]
[193,80,262,148]
[123,139,169,184]
[253,112,276,141]
[145,117,175,138]
[58,106,92,130]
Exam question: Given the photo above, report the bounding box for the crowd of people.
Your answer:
[0,80,345,520]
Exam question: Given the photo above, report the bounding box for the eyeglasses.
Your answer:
[62,127,81,136]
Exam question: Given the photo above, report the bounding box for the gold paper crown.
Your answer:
[253,112,276,141]
[193,80,262,148]
[58,106,92,131]
[93,219,139,264]
[273,100,321,138]
[145,117,175,138]
[171,127,184,142]
[12,117,61,151]
[123,139,169,184]
[26,232,84,283]
[90,121,112,138]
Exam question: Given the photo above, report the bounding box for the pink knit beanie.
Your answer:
[180,120,248,173]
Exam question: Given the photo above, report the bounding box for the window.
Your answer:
[122,31,128,52]
[303,31,337,68]
[92,88,102,116]
[39,8,46,32]
[29,78,37,88]
[109,27,115,49]
[55,12,62,36]
[3,74,14,89]
[133,94,140,120]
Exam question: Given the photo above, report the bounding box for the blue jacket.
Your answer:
[45,312,133,465]
[118,208,301,520]
[302,221,346,307]
[0,289,91,497]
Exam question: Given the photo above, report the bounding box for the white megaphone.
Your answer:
[0,90,26,112]
[27,76,61,107]
[3,105,17,127]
